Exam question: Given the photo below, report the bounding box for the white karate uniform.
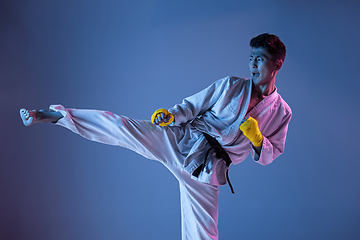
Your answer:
[50,76,292,240]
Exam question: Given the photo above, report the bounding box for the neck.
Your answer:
[252,78,276,99]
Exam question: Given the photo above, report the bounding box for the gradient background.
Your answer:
[1,0,359,239]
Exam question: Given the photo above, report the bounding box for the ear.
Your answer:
[275,60,283,70]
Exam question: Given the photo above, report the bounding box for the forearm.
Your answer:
[169,77,230,125]
[253,145,262,158]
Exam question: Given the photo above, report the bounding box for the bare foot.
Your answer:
[20,108,37,126]
[20,108,63,126]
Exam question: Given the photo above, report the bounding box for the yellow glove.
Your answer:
[239,117,263,147]
[151,108,174,126]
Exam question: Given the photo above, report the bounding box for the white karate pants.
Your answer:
[50,105,220,240]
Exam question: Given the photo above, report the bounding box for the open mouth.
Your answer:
[252,72,260,77]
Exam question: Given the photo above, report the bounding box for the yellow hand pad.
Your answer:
[239,117,263,147]
[151,108,174,126]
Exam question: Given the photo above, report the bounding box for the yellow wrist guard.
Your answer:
[239,117,263,147]
[151,108,174,126]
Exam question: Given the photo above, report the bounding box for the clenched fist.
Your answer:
[239,117,263,147]
[151,108,174,126]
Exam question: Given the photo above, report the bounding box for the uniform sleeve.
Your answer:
[168,77,230,125]
[252,111,292,165]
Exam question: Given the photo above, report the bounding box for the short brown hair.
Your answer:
[250,33,286,62]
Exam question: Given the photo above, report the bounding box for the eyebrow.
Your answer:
[250,54,266,58]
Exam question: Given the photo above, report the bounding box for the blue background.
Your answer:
[1,0,359,239]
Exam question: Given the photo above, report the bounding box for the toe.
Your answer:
[24,117,34,126]
[20,109,28,118]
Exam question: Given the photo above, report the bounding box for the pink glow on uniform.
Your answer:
[105,111,117,119]
[55,106,62,110]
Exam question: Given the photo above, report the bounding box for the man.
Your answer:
[20,33,292,240]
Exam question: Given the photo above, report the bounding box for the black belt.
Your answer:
[192,133,235,194]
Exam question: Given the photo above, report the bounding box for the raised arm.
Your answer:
[150,77,230,127]
[246,112,292,165]
[167,77,230,125]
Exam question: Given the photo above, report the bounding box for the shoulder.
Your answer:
[227,76,249,84]
[205,76,250,95]
[209,76,249,85]
[274,93,292,117]
[222,76,250,89]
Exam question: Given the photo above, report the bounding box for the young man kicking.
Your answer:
[20,33,292,240]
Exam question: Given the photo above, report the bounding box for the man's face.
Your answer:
[249,47,279,85]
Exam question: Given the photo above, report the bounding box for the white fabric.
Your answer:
[50,105,219,240]
[49,76,292,240]
[168,76,292,167]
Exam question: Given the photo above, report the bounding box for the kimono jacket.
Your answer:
[168,76,292,186]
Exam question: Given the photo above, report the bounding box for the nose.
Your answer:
[250,60,257,69]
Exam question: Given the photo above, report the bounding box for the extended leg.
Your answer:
[46,104,194,164]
